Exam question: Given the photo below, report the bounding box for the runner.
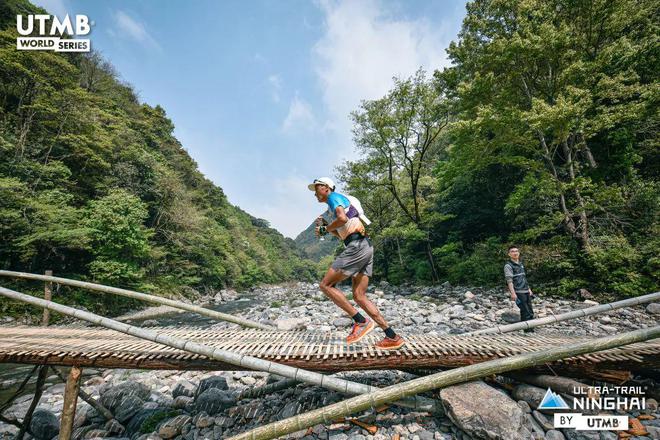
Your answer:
[309,177,405,350]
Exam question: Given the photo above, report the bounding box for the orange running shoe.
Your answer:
[346,319,375,344]
[375,335,405,350]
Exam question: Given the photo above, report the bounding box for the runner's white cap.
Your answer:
[307,177,335,191]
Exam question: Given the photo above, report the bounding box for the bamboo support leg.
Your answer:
[50,367,113,421]
[16,365,48,440]
[59,367,82,440]
[42,270,52,326]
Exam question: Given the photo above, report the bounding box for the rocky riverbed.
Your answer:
[1,282,659,440]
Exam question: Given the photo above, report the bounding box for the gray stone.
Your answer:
[599,325,617,333]
[332,317,353,327]
[172,380,195,399]
[644,426,660,439]
[512,384,546,409]
[194,388,235,415]
[83,428,108,438]
[278,401,300,419]
[195,376,228,398]
[517,400,532,413]
[104,419,125,435]
[29,408,59,440]
[427,314,444,324]
[101,381,150,412]
[240,376,256,386]
[412,316,427,325]
[645,303,660,315]
[599,432,617,440]
[439,381,532,439]
[158,415,191,439]
[172,396,192,409]
[274,318,307,331]
[192,412,214,429]
[564,430,600,440]
[501,309,521,323]
[545,431,565,440]
[115,395,144,424]
[532,410,553,431]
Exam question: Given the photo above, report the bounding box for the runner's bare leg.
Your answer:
[352,273,388,329]
[319,268,356,316]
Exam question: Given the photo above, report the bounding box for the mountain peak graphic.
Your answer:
[538,388,570,409]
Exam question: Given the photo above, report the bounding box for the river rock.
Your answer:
[501,309,521,323]
[332,317,353,327]
[194,388,235,415]
[195,376,228,398]
[157,415,191,439]
[275,318,307,331]
[563,430,600,440]
[193,412,214,429]
[104,419,126,435]
[172,395,192,410]
[172,380,195,398]
[439,381,531,439]
[545,430,566,440]
[512,384,546,409]
[29,408,59,440]
[115,395,144,424]
[532,410,553,431]
[647,303,660,315]
[101,381,150,412]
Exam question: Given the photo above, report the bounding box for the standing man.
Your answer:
[504,245,535,332]
[308,177,405,350]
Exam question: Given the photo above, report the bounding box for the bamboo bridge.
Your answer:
[1,270,659,440]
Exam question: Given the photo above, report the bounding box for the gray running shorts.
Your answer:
[331,237,373,277]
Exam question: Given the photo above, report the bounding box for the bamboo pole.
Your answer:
[507,373,597,399]
[16,365,48,440]
[42,270,52,326]
[0,286,439,413]
[59,366,82,440]
[0,270,274,331]
[227,325,660,440]
[50,367,114,421]
[465,291,660,335]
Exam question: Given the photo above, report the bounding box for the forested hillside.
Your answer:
[339,0,659,299]
[0,0,316,316]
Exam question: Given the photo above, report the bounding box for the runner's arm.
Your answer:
[326,206,348,233]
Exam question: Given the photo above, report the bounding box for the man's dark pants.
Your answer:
[516,292,534,331]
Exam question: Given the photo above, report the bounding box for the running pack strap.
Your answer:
[343,232,365,246]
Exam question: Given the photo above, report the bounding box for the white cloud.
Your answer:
[239,175,321,239]
[282,93,317,132]
[313,0,452,155]
[31,0,69,19]
[112,10,161,51]
[268,74,282,102]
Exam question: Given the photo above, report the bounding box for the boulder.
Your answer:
[29,408,59,440]
[101,381,150,412]
[274,318,307,331]
[114,395,144,424]
[332,317,353,327]
[194,388,235,415]
[544,430,566,440]
[157,415,191,439]
[501,309,521,323]
[172,379,195,398]
[646,303,660,315]
[511,384,546,409]
[195,376,228,398]
[439,381,532,439]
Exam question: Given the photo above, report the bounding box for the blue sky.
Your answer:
[33,0,468,238]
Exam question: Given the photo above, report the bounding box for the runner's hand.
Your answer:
[510,293,517,301]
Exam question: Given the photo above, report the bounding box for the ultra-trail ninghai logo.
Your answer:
[16,14,92,52]
[539,386,646,431]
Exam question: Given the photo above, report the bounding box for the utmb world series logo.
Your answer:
[539,386,646,431]
[16,14,92,52]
